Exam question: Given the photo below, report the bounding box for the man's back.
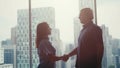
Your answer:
[76,22,103,68]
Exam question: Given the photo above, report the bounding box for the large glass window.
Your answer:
[0,0,120,68]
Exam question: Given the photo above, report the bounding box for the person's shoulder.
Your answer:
[92,24,102,31]
[90,24,102,34]
[40,39,49,44]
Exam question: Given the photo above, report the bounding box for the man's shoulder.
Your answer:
[88,24,102,34]
[92,24,102,31]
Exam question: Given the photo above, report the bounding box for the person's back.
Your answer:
[76,22,103,68]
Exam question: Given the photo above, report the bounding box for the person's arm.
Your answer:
[97,43,104,68]
[68,47,77,57]
[95,28,104,68]
[49,55,63,61]
[50,47,78,62]
[61,47,77,61]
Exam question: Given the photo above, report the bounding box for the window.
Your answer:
[0,0,120,68]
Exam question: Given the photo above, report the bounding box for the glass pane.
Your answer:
[97,0,120,68]
[1,0,120,68]
[31,0,79,68]
[0,0,28,68]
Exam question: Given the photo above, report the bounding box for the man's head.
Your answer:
[79,8,93,24]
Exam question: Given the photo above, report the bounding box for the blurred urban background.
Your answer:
[0,0,120,68]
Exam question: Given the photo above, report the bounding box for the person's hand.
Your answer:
[61,54,69,62]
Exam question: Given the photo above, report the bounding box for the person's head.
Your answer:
[36,22,51,48]
[79,8,93,24]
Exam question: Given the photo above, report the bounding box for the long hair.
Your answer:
[36,22,49,48]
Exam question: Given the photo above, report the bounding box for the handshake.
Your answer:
[49,54,70,62]
[59,54,69,62]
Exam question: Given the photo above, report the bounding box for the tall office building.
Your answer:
[1,39,12,46]
[111,39,120,68]
[111,39,120,55]
[0,44,13,68]
[74,17,82,47]
[11,27,17,68]
[11,27,17,45]
[0,44,4,64]
[16,7,62,68]
[115,55,120,68]
[1,39,14,64]
[101,25,114,68]
[73,15,82,68]
[64,44,75,68]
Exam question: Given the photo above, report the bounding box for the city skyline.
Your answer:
[0,0,120,68]
[0,0,120,43]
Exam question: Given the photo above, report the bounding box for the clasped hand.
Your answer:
[60,54,69,62]
[48,54,69,62]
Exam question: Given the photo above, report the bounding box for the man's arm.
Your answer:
[49,54,63,61]
[68,47,77,57]
[62,47,78,61]
[97,43,104,68]
[95,27,104,68]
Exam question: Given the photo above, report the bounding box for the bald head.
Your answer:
[79,8,94,24]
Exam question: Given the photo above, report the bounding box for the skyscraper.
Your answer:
[0,44,13,68]
[115,55,120,68]
[11,27,17,68]
[0,44,4,64]
[64,44,75,68]
[101,25,114,68]
[16,7,62,68]
[1,39,14,64]
[11,27,17,45]
[74,17,82,47]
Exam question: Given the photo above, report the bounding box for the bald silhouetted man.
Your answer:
[64,8,104,68]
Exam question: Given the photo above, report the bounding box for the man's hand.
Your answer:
[61,54,69,62]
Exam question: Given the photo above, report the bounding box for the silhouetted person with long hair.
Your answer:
[36,22,64,68]
[64,8,104,68]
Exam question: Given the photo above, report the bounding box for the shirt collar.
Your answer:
[83,21,93,28]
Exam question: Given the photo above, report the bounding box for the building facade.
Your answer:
[1,39,14,64]
[11,27,17,68]
[11,27,17,45]
[101,25,117,68]
[64,44,76,68]
[0,64,13,68]
[0,44,4,64]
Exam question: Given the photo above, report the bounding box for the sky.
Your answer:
[0,0,120,44]
[97,0,120,39]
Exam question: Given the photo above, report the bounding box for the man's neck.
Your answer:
[83,21,93,28]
